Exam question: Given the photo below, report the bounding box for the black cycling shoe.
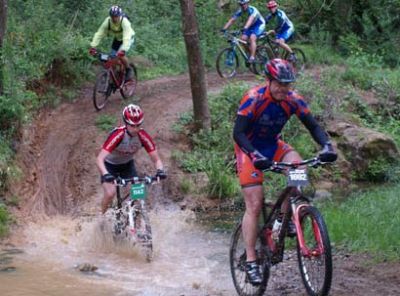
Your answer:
[245,261,263,286]
[287,220,297,237]
[125,67,133,81]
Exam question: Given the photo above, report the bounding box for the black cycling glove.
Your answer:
[156,169,167,180]
[249,150,272,170]
[319,142,338,163]
[101,173,115,183]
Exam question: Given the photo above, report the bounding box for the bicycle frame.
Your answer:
[261,158,323,262]
[258,33,283,58]
[229,35,250,61]
[99,54,126,90]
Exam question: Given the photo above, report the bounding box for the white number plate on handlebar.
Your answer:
[130,183,147,200]
[100,53,109,62]
[287,169,309,187]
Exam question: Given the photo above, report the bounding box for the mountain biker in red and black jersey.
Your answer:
[89,5,135,81]
[232,58,337,285]
[96,104,167,214]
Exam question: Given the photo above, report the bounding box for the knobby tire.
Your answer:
[296,206,332,296]
[216,47,239,79]
[132,201,153,262]
[283,47,307,73]
[93,71,111,111]
[120,63,138,99]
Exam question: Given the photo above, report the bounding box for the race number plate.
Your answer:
[100,53,109,62]
[287,169,309,187]
[130,183,146,200]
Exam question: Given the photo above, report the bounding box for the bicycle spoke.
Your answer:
[297,206,332,296]
[216,48,239,79]
[230,223,269,296]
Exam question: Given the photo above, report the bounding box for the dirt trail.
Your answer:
[5,71,400,295]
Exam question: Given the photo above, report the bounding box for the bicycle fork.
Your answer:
[291,198,325,258]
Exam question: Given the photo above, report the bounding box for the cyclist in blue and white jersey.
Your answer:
[264,1,296,61]
[221,0,265,63]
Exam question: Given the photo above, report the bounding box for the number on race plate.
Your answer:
[130,183,147,200]
[287,169,309,187]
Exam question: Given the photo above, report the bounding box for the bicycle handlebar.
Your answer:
[265,156,332,173]
[115,175,159,186]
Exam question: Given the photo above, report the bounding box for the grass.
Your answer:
[322,184,400,260]
[95,114,116,131]
[0,204,10,237]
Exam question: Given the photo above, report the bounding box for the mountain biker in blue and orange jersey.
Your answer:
[221,0,265,63]
[264,1,296,61]
[96,104,167,214]
[89,5,135,81]
[232,59,337,285]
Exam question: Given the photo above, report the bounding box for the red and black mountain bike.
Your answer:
[230,156,333,296]
[92,51,138,111]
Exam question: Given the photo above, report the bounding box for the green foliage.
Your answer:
[323,184,400,260]
[174,82,249,199]
[0,204,10,237]
[95,114,116,131]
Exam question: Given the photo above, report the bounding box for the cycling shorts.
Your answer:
[243,24,266,38]
[234,140,294,187]
[111,37,135,55]
[104,159,137,180]
[276,27,294,42]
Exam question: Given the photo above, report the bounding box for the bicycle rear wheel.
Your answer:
[93,71,112,111]
[230,222,269,296]
[296,206,332,296]
[216,47,239,79]
[120,63,138,99]
[284,47,307,73]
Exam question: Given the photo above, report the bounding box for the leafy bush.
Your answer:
[0,204,10,237]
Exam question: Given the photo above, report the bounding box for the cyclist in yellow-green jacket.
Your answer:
[89,5,135,81]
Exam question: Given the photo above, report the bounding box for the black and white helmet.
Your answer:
[237,0,250,4]
[109,5,122,17]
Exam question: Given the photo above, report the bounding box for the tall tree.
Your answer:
[0,0,7,95]
[179,0,211,130]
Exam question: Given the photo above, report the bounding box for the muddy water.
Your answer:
[0,210,235,296]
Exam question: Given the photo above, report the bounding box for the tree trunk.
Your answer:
[179,0,211,131]
[0,0,7,95]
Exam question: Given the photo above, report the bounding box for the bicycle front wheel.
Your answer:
[93,71,111,111]
[284,47,307,73]
[131,201,153,262]
[296,206,332,296]
[230,222,269,296]
[252,45,270,76]
[216,48,239,79]
[120,63,138,99]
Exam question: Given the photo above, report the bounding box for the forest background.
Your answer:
[0,0,399,259]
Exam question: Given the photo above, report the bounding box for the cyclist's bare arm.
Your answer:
[147,150,164,171]
[223,17,236,30]
[96,148,111,175]
[243,15,256,30]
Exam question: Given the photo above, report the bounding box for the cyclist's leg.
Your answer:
[116,37,135,79]
[272,140,301,213]
[101,160,137,214]
[276,28,294,55]
[234,144,264,262]
[110,39,122,57]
